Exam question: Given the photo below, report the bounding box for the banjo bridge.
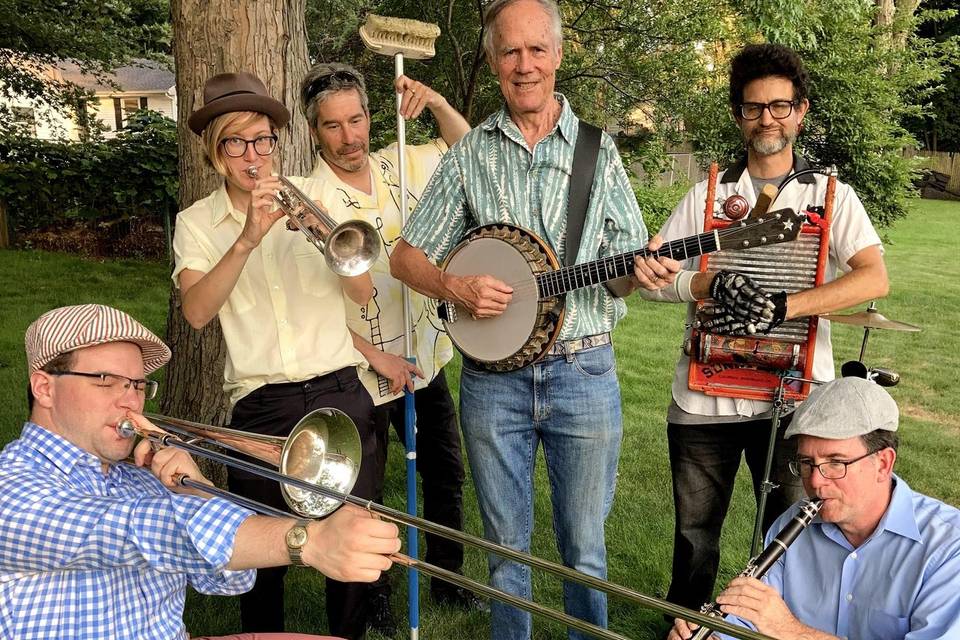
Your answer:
[437,300,458,323]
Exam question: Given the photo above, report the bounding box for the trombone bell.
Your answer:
[121,407,363,518]
[280,408,362,517]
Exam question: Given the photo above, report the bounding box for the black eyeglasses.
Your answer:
[303,70,361,104]
[738,100,799,121]
[49,370,159,400]
[220,135,278,158]
[789,450,877,480]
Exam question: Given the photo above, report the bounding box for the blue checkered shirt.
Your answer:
[0,422,256,639]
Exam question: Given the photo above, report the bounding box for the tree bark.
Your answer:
[0,200,9,249]
[165,0,311,482]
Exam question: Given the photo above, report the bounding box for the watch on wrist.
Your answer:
[285,520,310,567]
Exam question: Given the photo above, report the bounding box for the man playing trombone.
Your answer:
[0,303,401,640]
[172,72,381,638]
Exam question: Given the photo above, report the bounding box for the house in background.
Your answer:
[1,58,175,140]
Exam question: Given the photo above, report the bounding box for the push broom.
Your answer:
[360,14,441,640]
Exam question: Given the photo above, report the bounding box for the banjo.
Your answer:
[437,208,806,372]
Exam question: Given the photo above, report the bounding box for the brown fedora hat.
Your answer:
[188,72,291,135]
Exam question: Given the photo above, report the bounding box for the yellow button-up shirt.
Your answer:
[172,179,363,406]
[310,141,454,406]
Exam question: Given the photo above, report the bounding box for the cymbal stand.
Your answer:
[857,301,878,363]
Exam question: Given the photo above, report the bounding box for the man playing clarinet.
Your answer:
[670,378,960,640]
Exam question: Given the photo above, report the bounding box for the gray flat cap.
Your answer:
[785,377,899,440]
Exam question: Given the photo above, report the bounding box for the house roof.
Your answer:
[57,58,175,94]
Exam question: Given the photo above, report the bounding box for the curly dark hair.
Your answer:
[729,43,810,108]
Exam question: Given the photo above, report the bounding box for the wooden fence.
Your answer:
[903,149,960,195]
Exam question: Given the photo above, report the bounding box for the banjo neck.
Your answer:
[536,206,805,299]
[537,230,721,298]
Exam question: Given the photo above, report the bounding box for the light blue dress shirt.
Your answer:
[0,422,256,639]
[401,94,649,340]
[719,475,960,640]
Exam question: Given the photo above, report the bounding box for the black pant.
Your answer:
[665,414,805,611]
[227,367,380,640]
[370,369,465,586]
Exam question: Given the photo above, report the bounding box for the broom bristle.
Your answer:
[360,14,440,60]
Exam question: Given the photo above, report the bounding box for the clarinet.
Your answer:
[690,498,823,640]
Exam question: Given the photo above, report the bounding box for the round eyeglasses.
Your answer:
[788,450,877,480]
[49,370,159,400]
[220,135,278,158]
[738,100,799,121]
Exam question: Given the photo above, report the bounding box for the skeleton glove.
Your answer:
[703,271,787,335]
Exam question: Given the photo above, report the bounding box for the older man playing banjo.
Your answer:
[388,0,699,636]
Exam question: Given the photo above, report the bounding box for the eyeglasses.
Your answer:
[220,135,278,158]
[789,450,877,480]
[738,100,799,120]
[49,370,159,400]
[303,70,361,104]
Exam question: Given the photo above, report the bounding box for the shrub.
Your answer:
[0,109,177,255]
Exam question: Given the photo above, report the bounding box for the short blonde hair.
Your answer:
[201,111,277,176]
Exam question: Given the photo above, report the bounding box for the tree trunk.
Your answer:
[0,200,9,249]
[875,0,894,28]
[164,0,311,482]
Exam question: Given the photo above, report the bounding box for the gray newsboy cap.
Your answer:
[785,377,899,440]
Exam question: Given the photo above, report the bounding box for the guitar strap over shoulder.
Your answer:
[565,121,602,267]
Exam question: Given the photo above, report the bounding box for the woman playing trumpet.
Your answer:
[172,71,383,639]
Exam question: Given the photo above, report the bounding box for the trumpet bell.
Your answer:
[280,408,362,517]
[326,221,382,277]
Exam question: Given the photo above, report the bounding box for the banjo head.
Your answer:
[440,224,562,370]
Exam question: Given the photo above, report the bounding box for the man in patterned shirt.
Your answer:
[0,304,401,640]
[389,0,682,637]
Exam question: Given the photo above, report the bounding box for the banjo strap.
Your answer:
[565,121,602,267]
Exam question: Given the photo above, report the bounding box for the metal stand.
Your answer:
[395,52,420,640]
[750,375,823,557]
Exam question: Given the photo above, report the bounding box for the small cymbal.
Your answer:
[820,309,921,332]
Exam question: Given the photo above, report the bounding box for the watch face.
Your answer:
[286,525,308,548]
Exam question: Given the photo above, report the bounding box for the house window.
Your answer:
[12,106,36,136]
[113,96,148,130]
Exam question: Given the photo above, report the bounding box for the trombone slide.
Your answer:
[119,412,774,640]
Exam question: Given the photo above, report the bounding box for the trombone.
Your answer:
[245,166,381,277]
[119,411,773,640]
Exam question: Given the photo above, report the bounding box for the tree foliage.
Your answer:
[305,0,734,151]
[907,0,960,151]
[683,0,958,228]
[0,0,170,115]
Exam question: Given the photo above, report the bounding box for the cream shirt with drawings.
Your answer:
[658,159,883,419]
[310,141,455,406]
[172,177,363,406]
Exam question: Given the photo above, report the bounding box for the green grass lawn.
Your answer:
[0,199,957,640]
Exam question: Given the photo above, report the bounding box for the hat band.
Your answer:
[206,89,258,105]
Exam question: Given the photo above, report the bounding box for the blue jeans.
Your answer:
[460,344,622,640]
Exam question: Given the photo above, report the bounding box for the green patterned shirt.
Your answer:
[401,94,648,340]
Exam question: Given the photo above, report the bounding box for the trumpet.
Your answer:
[118,411,773,640]
[245,166,380,277]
